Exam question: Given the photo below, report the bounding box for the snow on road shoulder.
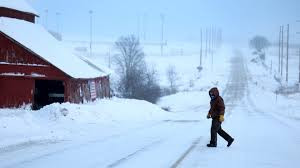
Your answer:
[54,98,175,122]
[245,48,300,123]
[158,45,234,119]
[0,98,174,149]
[145,45,232,90]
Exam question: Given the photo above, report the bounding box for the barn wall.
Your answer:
[96,76,110,98]
[0,7,35,23]
[65,79,87,104]
[0,76,110,108]
[0,76,34,108]
[0,32,69,108]
[65,76,111,104]
[0,33,68,80]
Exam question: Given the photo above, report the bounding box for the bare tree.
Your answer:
[114,35,145,76]
[113,35,161,103]
[249,35,270,60]
[249,35,270,52]
[137,67,161,103]
[166,65,179,94]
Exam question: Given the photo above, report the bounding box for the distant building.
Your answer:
[0,0,110,109]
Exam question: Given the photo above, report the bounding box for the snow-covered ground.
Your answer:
[0,98,175,148]
[0,43,300,168]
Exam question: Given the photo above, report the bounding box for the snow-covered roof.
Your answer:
[0,0,38,16]
[0,17,109,79]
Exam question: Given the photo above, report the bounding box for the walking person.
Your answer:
[206,87,234,147]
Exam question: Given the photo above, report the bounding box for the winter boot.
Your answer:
[227,138,234,147]
[207,143,217,147]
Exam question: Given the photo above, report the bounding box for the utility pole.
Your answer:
[286,24,289,83]
[281,25,284,77]
[200,28,203,67]
[219,29,221,47]
[89,10,93,57]
[211,26,214,52]
[137,14,140,40]
[214,26,216,50]
[56,12,61,34]
[108,48,111,68]
[44,9,48,29]
[270,60,273,74]
[205,28,208,58]
[213,26,216,50]
[160,13,165,57]
[297,20,300,35]
[143,13,147,41]
[278,26,282,73]
[210,26,213,71]
[217,28,221,48]
[299,48,300,84]
[212,26,215,51]
[297,20,300,84]
[208,26,211,55]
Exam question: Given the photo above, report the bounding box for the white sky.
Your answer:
[28,0,300,45]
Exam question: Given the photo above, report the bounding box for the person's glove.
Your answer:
[219,115,224,122]
[207,114,211,119]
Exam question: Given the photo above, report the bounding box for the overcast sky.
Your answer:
[28,0,300,45]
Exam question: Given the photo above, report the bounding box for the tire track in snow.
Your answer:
[0,139,61,155]
[1,122,167,168]
[223,51,248,117]
[104,139,163,168]
[169,137,202,168]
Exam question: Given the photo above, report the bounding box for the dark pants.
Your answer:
[210,118,233,145]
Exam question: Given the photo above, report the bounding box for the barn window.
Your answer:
[33,80,65,110]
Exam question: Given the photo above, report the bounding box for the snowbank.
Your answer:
[37,98,173,122]
[0,98,173,148]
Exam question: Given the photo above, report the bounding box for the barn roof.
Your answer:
[0,0,38,16]
[0,17,109,79]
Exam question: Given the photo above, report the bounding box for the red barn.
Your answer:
[0,0,111,109]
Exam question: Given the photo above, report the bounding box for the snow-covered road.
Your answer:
[178,50,300,168]
[1,50,299,168]
[0,121,204,168]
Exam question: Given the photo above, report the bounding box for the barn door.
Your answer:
[33,80,64,110]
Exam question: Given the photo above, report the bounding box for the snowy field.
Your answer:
[0,43,300,168]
